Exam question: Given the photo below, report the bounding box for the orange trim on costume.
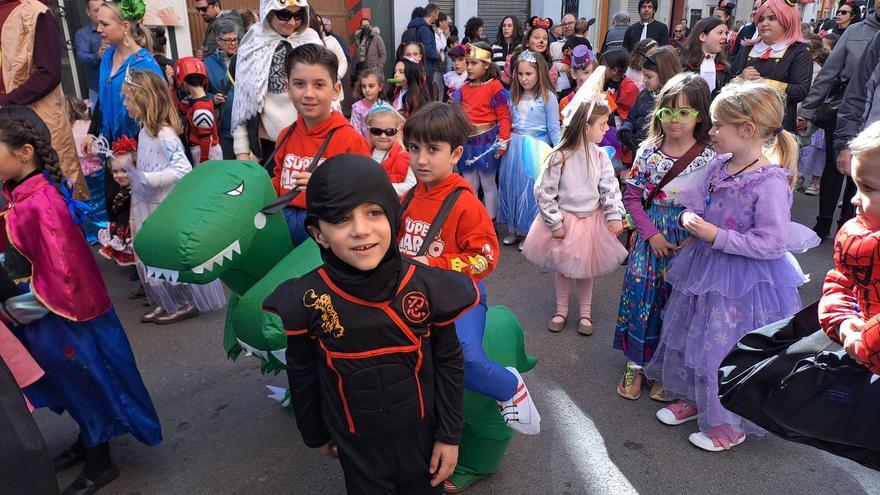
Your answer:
[432,279,481,326]
[414,346,425,418]
[285,329,309,336]
[326,344,419,359]
[318,340,356,434]
[317,268,420,345]
[397,264,416,294]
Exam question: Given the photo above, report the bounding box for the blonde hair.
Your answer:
[121,70,181,136]
[849,121,880,159]
[100,2,153,52]
[710,81,799,185]
[365,107,405,145]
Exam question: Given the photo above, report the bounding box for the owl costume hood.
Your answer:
[230,0,322,130]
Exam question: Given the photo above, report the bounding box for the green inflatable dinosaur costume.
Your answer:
[133,160,537,490]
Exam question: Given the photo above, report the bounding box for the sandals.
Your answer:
[547,314,566,333]
[577,317,593,336]
[649,381,674,402]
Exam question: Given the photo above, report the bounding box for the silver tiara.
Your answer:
[123,65,143,88]
[517,50,538,64]
[92,135,113,158]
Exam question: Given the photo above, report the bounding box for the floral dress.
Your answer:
[613,140,715,366]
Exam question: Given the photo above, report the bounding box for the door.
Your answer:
[477,0,530,45]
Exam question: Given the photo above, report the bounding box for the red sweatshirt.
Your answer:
[182,96,219,164]
[273,112,371,209]
[819,217,880,374]
[399,173,499,282]
[373,141,410,183]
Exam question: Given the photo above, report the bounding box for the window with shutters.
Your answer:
[477,0,530,44]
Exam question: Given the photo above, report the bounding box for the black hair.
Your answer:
[0,106,63,187]
[638,0,659,10]
[150,26,167,52]
[403,102,471,149]
[285,44,340,84]
[495,16,524,47]
[410,6,425,19]
[389,59,429,117]
[599,48,630,73]
[464,17,484,41]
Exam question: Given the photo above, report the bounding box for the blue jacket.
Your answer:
[97,47,162,140]
[403,18,439,72]
[205,51,235,139]
[74,24,102,91]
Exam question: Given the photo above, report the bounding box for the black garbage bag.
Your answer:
[718,301,880,470]
[0,355,58,494]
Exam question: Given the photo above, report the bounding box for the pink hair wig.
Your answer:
[745,0,804,46]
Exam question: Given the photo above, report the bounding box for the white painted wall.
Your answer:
[393,0,422,46]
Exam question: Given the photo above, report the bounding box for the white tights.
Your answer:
[462,169,497,219]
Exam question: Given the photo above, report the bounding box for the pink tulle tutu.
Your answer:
[522,209,627,279]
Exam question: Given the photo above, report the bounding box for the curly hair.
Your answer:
[0,106,64,187]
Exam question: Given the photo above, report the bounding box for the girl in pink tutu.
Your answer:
[643,82,820,451]
[522,66,628,335]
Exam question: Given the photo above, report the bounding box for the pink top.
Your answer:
[72,120,103,176]
[0,323,43,410]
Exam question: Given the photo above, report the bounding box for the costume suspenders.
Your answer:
[401,187,466,257]
[261,129,337,214]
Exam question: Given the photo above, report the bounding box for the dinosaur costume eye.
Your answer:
[225,182,244,196]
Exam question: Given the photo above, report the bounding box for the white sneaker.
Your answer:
[497,367,541,435]
[502,234,519,245]
[804,181,820,196]
[688,431,745,452]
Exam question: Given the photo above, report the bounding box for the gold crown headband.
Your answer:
[465,43,492,63]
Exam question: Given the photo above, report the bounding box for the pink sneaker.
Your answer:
[688,425,746,451]
[656,400,698,425]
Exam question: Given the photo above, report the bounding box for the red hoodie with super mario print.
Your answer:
[399,173,499,282]
[273,112,371,209]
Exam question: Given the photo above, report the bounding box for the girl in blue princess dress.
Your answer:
[498,50,562,247]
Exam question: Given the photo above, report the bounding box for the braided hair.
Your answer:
[0,106,64,187]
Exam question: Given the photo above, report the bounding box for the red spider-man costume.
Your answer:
[819,216,880,373]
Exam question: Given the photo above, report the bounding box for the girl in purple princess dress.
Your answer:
[644,82,820,452]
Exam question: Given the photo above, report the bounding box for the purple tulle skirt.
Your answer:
[644,239,810,435]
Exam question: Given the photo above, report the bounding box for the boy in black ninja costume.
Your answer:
[263,154,477,494]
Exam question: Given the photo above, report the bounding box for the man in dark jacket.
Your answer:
[832,27,880,219]
[402,4,441,78]
[803,1,880,238]
[623,0,668,51]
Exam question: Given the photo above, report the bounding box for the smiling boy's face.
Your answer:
[309,203,391,271]
[288,62,341,127]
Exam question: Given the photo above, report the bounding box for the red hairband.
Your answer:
[112,136,137,155]
[531,17,551,29]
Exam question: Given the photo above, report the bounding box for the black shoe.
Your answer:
[812,221,831,240]
[53,441,86,472]
[61,463,119,495]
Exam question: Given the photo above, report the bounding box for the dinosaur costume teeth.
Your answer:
[145,266,180,283]
[192,240,241,274]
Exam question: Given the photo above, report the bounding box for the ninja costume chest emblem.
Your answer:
[402,291,430,325]
[303,289,345,338]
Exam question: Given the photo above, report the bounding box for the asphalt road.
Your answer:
[37,192,880,495]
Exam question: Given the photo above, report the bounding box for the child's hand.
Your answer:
[314,441,338,458]
[81,134,97,156]
[607,219,624,236]
[843,330,866,364]
[429,441,458,487]
[681,213,718,243]
[551,227,565,239]
[839,317,865,342]
[494,140,508,159]
[214,93,227,105]
[293,171,312,192]
[648,233,679,258]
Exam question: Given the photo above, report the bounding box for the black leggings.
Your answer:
[815,121,856,236]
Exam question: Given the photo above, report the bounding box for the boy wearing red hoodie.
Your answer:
[399,103,540,451]
[273,44,371,245]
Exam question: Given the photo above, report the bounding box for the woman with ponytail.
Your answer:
[643,81,819,452]
[0,106,161,494]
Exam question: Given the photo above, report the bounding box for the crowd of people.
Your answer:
[3,0,880,493]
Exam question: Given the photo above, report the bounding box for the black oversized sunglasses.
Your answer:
[273,8,304,22]
[369,127,399,137]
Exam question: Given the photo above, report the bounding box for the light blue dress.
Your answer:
[498,92,562,236]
